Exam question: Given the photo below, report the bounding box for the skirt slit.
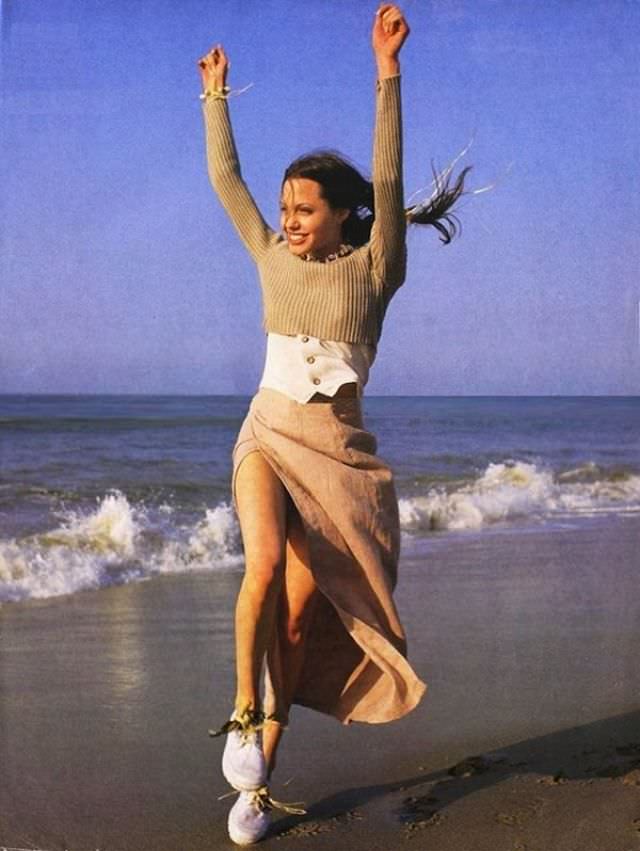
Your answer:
[230,387,426,726]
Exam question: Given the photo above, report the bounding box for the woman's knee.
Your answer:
[278,502,319,645]
[243,549,286,593]
[241,497,288,591]
[284,581,319,642]
[283,611,311,647]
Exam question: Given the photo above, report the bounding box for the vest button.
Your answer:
[312,378,321,385]
[307,356,315,364]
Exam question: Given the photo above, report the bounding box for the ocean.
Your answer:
[1,394,638,604]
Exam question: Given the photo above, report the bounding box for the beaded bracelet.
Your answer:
[199,86,231,101]
[199,82,254,102]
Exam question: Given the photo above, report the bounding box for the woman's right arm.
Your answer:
[199,46,276,264]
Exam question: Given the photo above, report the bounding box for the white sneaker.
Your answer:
[227,787,272,846]
[210,709,267,791]
[227,786,306,846]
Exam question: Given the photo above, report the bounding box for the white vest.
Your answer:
[258,332,376,403]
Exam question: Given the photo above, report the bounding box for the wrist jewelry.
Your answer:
[199,85,231,101]
[199,82,254,102]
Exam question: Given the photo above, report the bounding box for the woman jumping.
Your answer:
[197,4,468,844]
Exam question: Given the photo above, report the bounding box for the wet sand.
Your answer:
[1,515,639,850]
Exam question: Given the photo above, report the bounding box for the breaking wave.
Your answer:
[399,460,640,532]
[0,491,242,603]
[2,460,639,603]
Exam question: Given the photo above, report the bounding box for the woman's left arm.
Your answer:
[369,4,410,290]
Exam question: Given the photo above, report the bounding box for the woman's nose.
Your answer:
[282,207,299,229]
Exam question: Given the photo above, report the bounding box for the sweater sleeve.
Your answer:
[201,96,277,264]
[369,74,407,291]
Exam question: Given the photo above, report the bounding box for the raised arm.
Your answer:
[198,46,276,264]
[369,5,410,290]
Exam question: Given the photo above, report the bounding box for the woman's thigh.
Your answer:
[234,450,290,572]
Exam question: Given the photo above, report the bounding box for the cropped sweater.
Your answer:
[201,75,407,346]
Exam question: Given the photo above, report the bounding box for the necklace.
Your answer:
[301,243,354,263]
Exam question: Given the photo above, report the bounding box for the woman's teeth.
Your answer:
[288,234,307,244]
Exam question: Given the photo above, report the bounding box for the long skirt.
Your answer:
[231,386,427,726]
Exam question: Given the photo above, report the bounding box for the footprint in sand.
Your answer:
[397,794,445,836]
[278,820,334,838]
[621,768,640,786]
[447,753,508,778]
[277,809,363,839]
[495,798,546,827]
[536,769,569,785]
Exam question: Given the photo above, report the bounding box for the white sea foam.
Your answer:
[44,490,141,555]
[0,490,243,603]
[2,462,639,603]
[149,503,243,575]
[398,460,640,533]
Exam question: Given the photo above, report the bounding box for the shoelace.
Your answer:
[209,707,278,740]
[219,785,307,816]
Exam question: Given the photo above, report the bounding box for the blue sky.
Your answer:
[1,0,638,395]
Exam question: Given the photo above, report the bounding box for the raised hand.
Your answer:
[372,4,410,75]
[198,44,229,93]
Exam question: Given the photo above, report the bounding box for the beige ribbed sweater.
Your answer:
[202,75,406,345]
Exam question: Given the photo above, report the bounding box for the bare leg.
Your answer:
[234,451,290,713]
[263,500,319,778]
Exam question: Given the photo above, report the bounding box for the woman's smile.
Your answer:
[286,232,308,245]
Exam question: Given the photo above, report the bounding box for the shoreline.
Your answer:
[1,517,639,849]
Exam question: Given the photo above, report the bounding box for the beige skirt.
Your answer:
[231,386,427,726]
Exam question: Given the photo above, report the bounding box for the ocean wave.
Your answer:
[398,460,640,532]
[0,491,243,603]
[2,460,639,603]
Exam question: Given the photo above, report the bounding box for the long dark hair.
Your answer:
[283,150,472,247]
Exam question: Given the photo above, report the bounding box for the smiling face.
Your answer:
[280,178,349,260]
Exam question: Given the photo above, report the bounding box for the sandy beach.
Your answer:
[1,515,639,851]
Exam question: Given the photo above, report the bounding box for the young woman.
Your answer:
[197,4,467,844]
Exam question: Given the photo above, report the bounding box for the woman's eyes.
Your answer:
[280,206,314,214]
